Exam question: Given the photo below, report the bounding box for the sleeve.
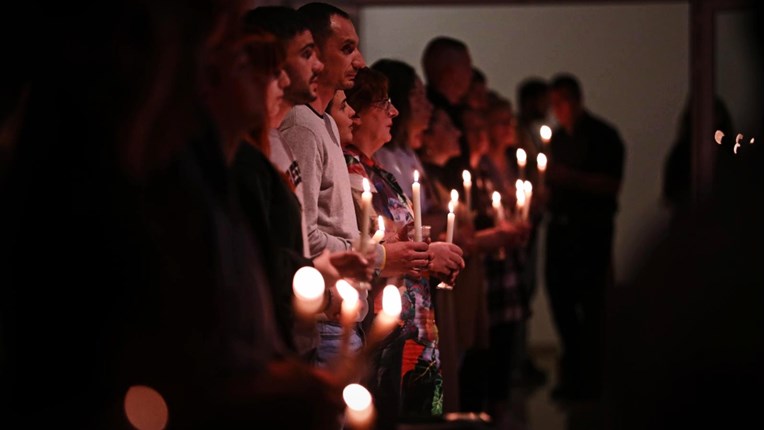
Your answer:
[281,124,353,257]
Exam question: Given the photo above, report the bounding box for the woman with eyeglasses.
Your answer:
[341,67,465,423]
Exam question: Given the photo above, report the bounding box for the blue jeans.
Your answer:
[313,321,363,367]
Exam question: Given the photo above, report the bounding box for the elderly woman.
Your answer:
[340,67,465,421]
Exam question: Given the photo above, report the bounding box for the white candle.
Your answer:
[462,170,472,213]
[523,181,533,221]
[371,215,385,243]
[515,188,526,221]
[359,178,372,252]
[366,284,402,347]
[343,384,375,430]
[412,170,422,242]
[516,148,527,180]
[537,152,547,189]
[292,266,325,318]
[540,125,552,144]
[446,201,455,243]
[492,191,505,224]
[450,189,459,211]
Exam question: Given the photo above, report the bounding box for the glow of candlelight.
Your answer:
[714,130,724,144]
[124,385,169,430]
[462,170,471,184]
[734,143,741,154]
[515,179,523,192]
[735,133,743,145]
[492,191,501,206]
[516,148,527,167]
[371,216,385,243]
[750,137,755,144]
[362,177,370,193]
[343,383,375,428]
[450,189,459,206]
[413,170,419,183]
[540,125,552,142]
[292,266,325,316]
[381,284,402,317]
[537,153,547,172]
[523,180,532,195]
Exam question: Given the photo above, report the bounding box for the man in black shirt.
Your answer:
[545,73,625,401]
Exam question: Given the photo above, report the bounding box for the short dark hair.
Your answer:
[372,59,417,146]
[297,2,350,48]
[550,73,582,102]
[517,78,548,108]
[345,67,388,114]
[243,6,309,49]
[421,36,469,82]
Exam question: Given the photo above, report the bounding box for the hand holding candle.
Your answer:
[462,170,472,213]
[516,148,527,180]
[412,170,422,242]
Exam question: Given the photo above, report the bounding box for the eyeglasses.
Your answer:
[371,97,393,112]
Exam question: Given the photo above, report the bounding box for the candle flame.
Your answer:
[537,153,547,171]
[343,384,372,412]
[492,191,501,204]
[448,201,454,213]
[362,177,370,193]
[714,130,724,144]
[450,189,459,204]
[515,179,523,191]
[413,170,419,183]
[462,170,471,183]
[750,137,755,144]
[735,133,743,145]
[381,284,402,317]
[516,188,526,204]
[377,215,385,232]
[523,180,532,194]
[292,266,325,300]
[335,279,358,303]
[516,148,527,165]
[734,142,741,154]
[540,125,552,141]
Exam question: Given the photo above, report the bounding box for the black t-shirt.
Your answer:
[548,112,625,218]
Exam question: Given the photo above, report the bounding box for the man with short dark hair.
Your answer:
[546,73,625,401]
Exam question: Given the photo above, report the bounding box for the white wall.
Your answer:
[360,3,689,347]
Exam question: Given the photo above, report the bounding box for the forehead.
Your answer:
[286,30,314,52]
[328,15,358,45]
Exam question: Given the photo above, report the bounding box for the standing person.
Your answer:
[421,36,473,191]
[343,67,465,423]
[545,73,625,401]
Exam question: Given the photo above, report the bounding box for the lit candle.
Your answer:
[412,170,422,242]
[523,181,533,221]
[515,188,526,221]
[446,201,455,243]
[492,191,505,224]
[343,384,375,430]
[336,280,360,358]
[537,153,547,189]
[371,215,385,243]
[366,284,402,347]
[462,170,472,213]
[292,266,325,319]
[540,125,552,145]
[358,178,372,253]
[450,189,459,211]
[516,148,527,180]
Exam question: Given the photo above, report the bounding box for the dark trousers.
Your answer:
[545,215,613,394]
[488,322,521,402]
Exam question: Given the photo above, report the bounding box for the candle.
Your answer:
[540,125,552,144]
[491,191,505,224]
[537,152,547,189]
[462,170,472,213]
[292,266,325,318]
[516,148,527,180]
[336,280,360,358]
[412,170,422,242]
[523,181,533,221]
[515,188,526,221]
[371,215,385,243]
[446,201,455,243]
[366,284,402,347]
[450,189,459,211]
[358,178,372,253]
[343,384,375,430]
